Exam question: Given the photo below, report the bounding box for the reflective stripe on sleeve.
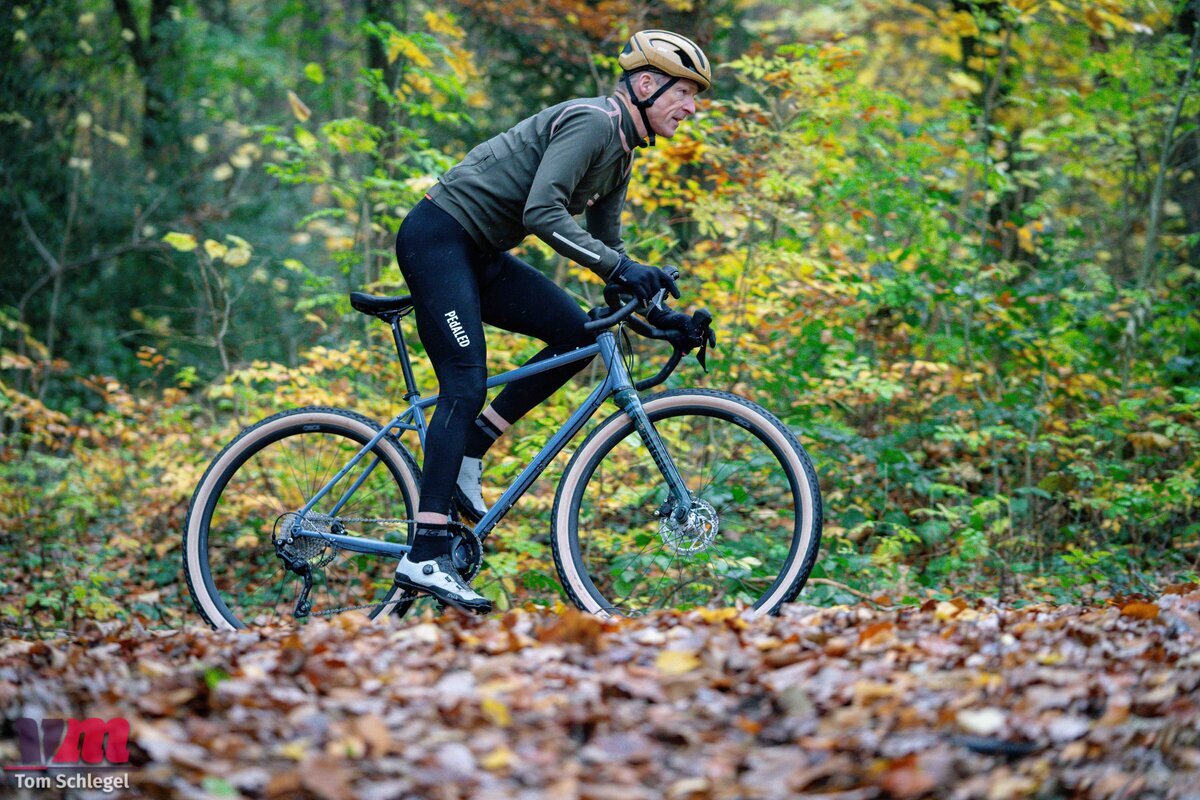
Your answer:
[552,231,601,262]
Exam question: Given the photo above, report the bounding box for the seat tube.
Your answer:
[599,332,693,518]
[390,315,420,402]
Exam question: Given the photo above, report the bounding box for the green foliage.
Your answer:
[2,1,1199,627]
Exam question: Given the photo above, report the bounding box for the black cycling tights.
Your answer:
[395,198,593,516]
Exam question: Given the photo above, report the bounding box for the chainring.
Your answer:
[449,526,484,583]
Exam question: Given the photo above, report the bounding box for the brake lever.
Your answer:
[692,309,715,372]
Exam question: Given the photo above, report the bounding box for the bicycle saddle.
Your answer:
[349,291,414,316]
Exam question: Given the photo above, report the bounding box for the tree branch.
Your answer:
[807,578,896,609]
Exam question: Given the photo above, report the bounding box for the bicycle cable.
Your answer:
[620,324,636,383]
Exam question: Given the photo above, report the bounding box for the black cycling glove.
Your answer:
[645,305,717,370]
[609,255,681,304]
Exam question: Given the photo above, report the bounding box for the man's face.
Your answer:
[640,76,700,139]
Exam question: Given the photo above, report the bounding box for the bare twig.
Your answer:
[807,578,896,608]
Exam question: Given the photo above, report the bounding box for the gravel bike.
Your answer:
[183,282,823,630]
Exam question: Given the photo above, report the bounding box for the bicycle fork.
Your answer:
[601,334,693,522]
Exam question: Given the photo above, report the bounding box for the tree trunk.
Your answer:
[1170,2,1200,267]
[112,0,182,158]
[364,0,398,138]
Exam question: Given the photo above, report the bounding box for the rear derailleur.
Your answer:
[272,512,342,619]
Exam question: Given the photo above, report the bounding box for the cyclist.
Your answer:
[392,30,712,613]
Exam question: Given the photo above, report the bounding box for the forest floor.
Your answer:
[2,590,1199,800]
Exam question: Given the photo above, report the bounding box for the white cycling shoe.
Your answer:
[454,457,489,522]
[394,554,492,614]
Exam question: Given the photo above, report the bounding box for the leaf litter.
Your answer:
[1,590,1199,799]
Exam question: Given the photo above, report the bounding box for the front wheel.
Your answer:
[552,389,822,618]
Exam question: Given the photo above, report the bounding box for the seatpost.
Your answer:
[387,314,420,402]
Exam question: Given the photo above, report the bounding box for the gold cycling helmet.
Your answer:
[618,30,712,146]
[618,29,712,92]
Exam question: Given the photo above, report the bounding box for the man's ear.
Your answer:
[635,71,658,99]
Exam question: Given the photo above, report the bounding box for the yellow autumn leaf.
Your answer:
[162,232,198,252]
[696,607,738,623]
[655,649,702,675]
[287,89,311,122]
[224,246,252,268]
[1128,431,1173,450]
[481,695,512,726]
[480,746,514,770]
[948,71,983,94]
[294,126,318,150]
[95,125,130,148]
[388,34,433,68]
[1017,226,1035,253]
[405,74,434,95]
[279,740,309,760]
[110,534,141,551]
[934,601,961,621]
[203,239,228,260]
[943,10,979,37]
[423,10,464,38]
[230,143,256,169]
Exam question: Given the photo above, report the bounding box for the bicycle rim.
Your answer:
[557,391,820,617]
[191,414,415,627]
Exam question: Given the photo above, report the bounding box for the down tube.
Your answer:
[474,377,614,538]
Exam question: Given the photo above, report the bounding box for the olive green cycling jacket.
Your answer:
[426,95,642,279]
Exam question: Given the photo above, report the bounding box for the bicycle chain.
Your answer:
[312,592,418,617]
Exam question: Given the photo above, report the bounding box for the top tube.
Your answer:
[412,343,602,410]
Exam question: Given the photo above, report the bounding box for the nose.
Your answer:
[683,96,697,116]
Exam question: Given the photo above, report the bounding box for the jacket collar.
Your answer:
[609,95,646,151]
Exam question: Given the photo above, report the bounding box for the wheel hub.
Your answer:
[273,512,338,569]
[659,499,719,555]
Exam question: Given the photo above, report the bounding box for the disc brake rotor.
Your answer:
[660,499,719,555]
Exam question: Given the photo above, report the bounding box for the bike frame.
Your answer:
[289,321,692,559]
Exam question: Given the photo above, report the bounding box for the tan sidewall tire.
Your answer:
[183,408,420,630]
[552,390,820,619]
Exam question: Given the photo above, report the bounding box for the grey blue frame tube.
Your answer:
[294,340,608,554]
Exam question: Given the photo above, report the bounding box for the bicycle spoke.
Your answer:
[648,548,682,611]
[194,415,412,628]
[567,396,818,615]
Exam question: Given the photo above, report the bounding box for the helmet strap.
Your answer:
[622,71,679,148]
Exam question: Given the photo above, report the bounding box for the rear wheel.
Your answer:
[552,390,822,617]
[183,407,421,630]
